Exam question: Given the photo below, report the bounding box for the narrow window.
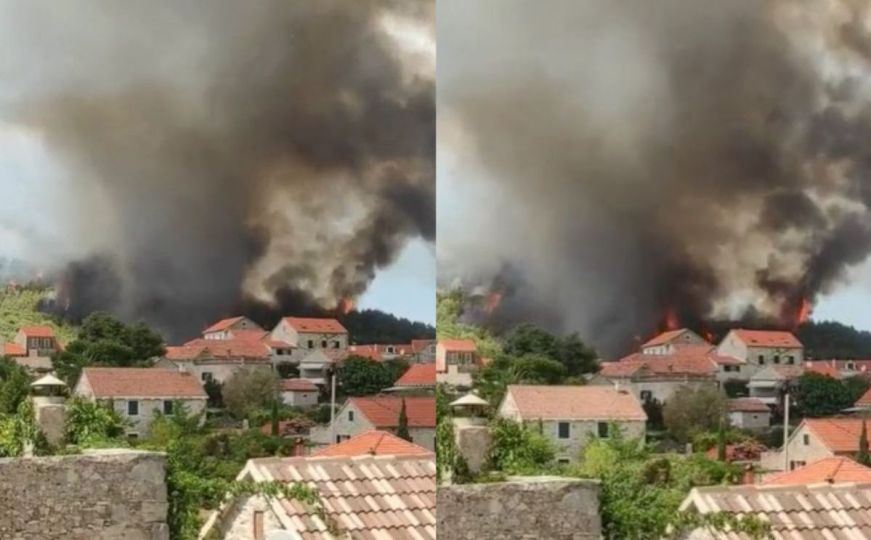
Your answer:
[321,340,328,348]
[253,511,265,540]
[557,422,570,439]
[348,410,354,422]
[598,422,609,438]
[640,390,652,402]
[773,355,780,364]
[307,340,314,349]
[163,400,174,415]
[758,355,765,365]
[803,434,810,446]
[127,400,139,416]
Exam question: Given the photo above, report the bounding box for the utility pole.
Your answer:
[329,367,337,443]
[783,392,790,471]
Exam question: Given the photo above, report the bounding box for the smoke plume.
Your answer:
[439,0,871,356]
[0,0,434,340]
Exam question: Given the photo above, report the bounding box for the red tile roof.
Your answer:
[805,362,842,379]
[281,378,319,392]
[504,385,647,421]
[238,454,435,539]
[80,367,207,399]
[411,339,436,353]
[856,387,871,407]
[3,343,25,357]
[728,398,770,413]
[804,418,871,453]
[313,430,432,457]
[600,352,718,378]
[438,339,477,352]
[169,338,271,360]
[19,326,56,338]
[395,364,436,387]
[642,328,698,348]
[284,317,347,334]
[203,316,246,334]
[348,344,383,361]
[731,329,802,348]
[349,396,436,428]
[227,329,269,342]
[259,417,314,437]
[763,457,871,486]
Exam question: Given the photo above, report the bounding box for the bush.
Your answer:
[65,398,126,446]
[488,417,556,474]
[663,386,727,444]
[222,369,279,419]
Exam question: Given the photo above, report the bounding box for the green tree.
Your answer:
[514,354,568,384]
[65,398,126,446]
[221,369,280,419]
[504,324,599,377]
[397,399,411,441]
[488,417,556,473]
[859,418,871,466]
[716,419,727,462]
[0,358,32,415]
[337,356,395,396]
[844,376,871,404]
[270,399,280,437]
[792,372,853,417]
[662,386,728,444]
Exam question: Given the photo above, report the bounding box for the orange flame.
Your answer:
[797,297,812,325]
[338,298,355,315]
[663,306,680,331]
[483,291,503,315]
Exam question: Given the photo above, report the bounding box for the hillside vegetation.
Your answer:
[0,287,77,343]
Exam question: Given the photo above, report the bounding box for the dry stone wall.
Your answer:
[0,450,168,540]
[437,477,602,540]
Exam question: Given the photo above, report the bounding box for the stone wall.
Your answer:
[0,450,169,540]
[438,477,601,540]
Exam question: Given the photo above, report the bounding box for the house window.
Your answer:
[321,340,328,348]
[803,434,810,446]
[786,356,794,365]
[789,460,806,470]
[773,355,780,364]
[758,355,765,365]
[201,372,213,382]
[127,400,139,416]
[126,432,139,441]
[307,340,314,349]
[557,422,570,439]
[333,341,340,349]
[163,400,174,415]
[348,410,354,422]
[848,362,856,370]
[557,458,570,465]
[598,422,609,438]
[640,390,652,402]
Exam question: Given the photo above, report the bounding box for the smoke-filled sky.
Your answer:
[0,0,435,337]
[439,0,871,356]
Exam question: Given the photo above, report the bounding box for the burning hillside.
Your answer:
[0,1,434,340]
[439,0,871,356]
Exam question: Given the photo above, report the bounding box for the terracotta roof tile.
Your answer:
[395,364,436,387]
[80,367,207,399]
[438,339,477,352]
[600,352,717,378]
[172,338,271,360]
[504,385,647,421]
[227,329,269,342]
[313,430,432,458]
[804,418,871,453]
[411,339,435,353]
[728,398,770,413]
[284,317,347,334]
[203,316,246,334]
[642,328,697,348]
[731,329,802,348]
[3,342,25,357]
[242,454,435,539]
[763,457,871,486]
[805,362,842,379]
[350,396,436,428]
[680,482,871,538]
[18,326,55,338]
[282,378,319,392]
[857,386,871,407]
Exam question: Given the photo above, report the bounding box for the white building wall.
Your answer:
[759,423,836,472]
[728,410,770,430]
[281,390,318,407]
[219,495,285,540]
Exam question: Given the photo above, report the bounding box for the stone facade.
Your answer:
[310,399,436,450]
[729,409,771,430]
[760,423,838,472]
[437,477,601,540]
[0,450,168,540]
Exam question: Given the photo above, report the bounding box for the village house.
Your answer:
[727,398,771,430]
[2,325,62,372]
[312,396,436,451]
[199,316,295,360]
[155,339,273,385]
[74,367,207,438]
[392,363,436,394]
[296,348,347,386]
[761,456,871,485]
[202,316,262,340]
[411,338,437,363]
[715,329,804,381]
[640,328,709,355]
[279,378,319,407]
[269,317,348,360]
[313,430,432,457]
[436,338,481,388]
[201,453,435,540]
[760,417,870,472]
[348,343,413,361]
[498,385,647,464]
[678,482,871,539]
[596,352,718,404]
[747,365,804,406]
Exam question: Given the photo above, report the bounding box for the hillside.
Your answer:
[0,286,78,343]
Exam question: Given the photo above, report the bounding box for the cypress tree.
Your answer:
[858,418,870,466]
[397,398,411,441]
[716,418,727,462]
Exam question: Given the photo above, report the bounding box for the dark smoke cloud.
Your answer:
[0,0,433,340]
[439,0,871,356]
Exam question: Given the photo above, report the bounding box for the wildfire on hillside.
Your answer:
[337,297,355,315]
[482,290,503,315]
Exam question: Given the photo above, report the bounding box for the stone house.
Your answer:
[279,378,319,407]
[411,339,437,363]
[393,363,436,394]
[640,328,709,355]
[727,397,771,430]
[270,317,348,361]
[312,395,436,451]
[2,325,62,373]
[436,339,480,389]
[747,365,804,406]
[759,417,869,472]
[202,316,262,340]
[296,348,347,386]
[200,454,435,540]
[596,352,718,404]
[498,385,647,464]
[715,329,804,381]
[156,339,274,385]
[74,367,208,438]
